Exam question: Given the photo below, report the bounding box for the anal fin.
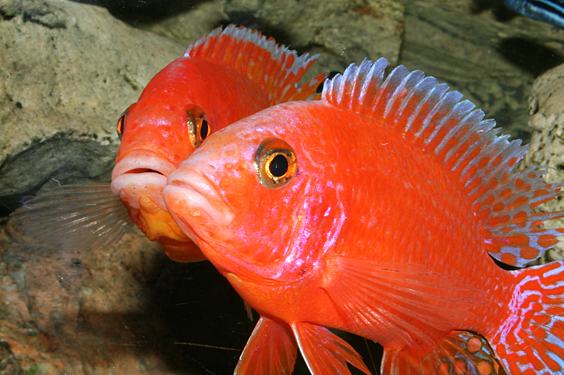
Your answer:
[235,317,297,375]
[292,322,371,375]
[382,331,501,375]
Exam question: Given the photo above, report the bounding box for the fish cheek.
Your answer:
[217,162,254,211]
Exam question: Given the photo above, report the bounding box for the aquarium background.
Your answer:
[1,0,564,374]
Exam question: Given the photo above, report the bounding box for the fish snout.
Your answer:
[164,168,235,243]
[111,150,176,210]
[112,149,176,182]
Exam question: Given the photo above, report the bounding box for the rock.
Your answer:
[0,0,184,213]
[0,218,166,374]
[144,0,405,81]
[521,63,564,262]
[400,0,564,143]
[0,341,22,375]
[1,216,255,375]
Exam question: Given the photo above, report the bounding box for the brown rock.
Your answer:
[0,341,22,375]
[521,62,564,262]
[400,0,564,142]
[0,0,184,209]
[144,0,405,81]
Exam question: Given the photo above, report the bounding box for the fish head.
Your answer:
[164,102,346,284]
[111,57,268,261]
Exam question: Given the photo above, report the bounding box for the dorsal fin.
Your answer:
[186,25,326,104]
[323,59,564,267]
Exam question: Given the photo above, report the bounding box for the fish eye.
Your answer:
[187,105,211,148]
[200,118,210,140]
[254,138,297,189]
[116,110,128,141]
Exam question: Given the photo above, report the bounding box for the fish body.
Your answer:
[112,25,325,262]
[500,0,564,28]
[164,59,564,374]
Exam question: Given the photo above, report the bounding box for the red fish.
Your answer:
[163,58,564,374]
[12,25,325,260]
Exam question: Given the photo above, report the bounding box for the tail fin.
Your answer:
[490,260,564,375]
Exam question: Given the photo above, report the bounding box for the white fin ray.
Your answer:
[423,99,475,147]
[384,69,426,120]
[403,82,450,136]
[435,109,485,158]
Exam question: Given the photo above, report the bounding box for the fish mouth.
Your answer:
[111,150,176,210]
[163,168,235,243]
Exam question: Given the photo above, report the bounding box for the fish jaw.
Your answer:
[163,167,235,247]
[111,149,205,261]
[111,149,175,211]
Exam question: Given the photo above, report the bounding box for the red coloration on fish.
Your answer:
[163,59,564,374]
[111,25,325,262]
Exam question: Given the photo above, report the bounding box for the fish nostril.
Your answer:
[127,168,165,176]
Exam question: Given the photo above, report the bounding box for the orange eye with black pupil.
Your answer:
[116,110,127,140]
[254,138,297,189]
[187,105,211,149]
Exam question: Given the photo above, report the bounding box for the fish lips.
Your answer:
[111,150,176,210]
[163,168,235,245]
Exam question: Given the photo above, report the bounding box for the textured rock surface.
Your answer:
[145,0,405,81]
[0,0,183,211]
[0,341,22,375]
[521,63,564,261]
[401,0,564,142]
[1,217,258,374]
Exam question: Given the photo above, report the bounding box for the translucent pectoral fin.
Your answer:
[291,322,371,375]
[10,183,133,252]
[235,317,297,375]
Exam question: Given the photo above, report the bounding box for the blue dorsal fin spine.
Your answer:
[185,25,326,104]
[323,58,564,267]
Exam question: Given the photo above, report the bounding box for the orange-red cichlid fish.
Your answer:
[11,25,325,260]
[163,58,564,374]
